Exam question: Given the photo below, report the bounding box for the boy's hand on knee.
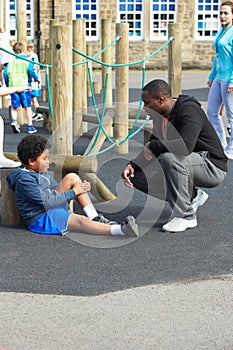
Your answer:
[81,180,91,192]
[73,180,91,196]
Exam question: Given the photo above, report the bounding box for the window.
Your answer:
[195,0,221,40]
[151,0,177,40]
[117,0,143,40]
[6,0,34,40]
[73,0,100,41]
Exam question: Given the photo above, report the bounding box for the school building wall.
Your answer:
[37,0,215,70]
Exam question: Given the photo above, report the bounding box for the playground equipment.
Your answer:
[0,19,181,224]
[0,19,181,158]
[41,20,180,156]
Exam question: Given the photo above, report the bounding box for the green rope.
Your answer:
[82,38,174,156]
[85,61,149,156]
[72,36,121,67]
[72,37,174,68]
[85,65,115,156]
[45,65,53,119]
[0,47,52,68]
[87,115,150,157]
[128,61,146,136]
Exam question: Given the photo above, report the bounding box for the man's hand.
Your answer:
[144,142,153,161]
[121,164,135,188]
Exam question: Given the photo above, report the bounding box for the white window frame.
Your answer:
[73,0,100,41]
[150,0,177,41]
[117,0,144,41]
[195,0,221,41]
[5,0,34,41]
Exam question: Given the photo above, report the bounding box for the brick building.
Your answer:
[1,0,223,69]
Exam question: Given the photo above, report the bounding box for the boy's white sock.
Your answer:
[110,225,124,235]
[83,205,98,220]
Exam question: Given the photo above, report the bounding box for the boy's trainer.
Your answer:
[28,125,37,134]
[11,119,20,133]
[121,216,139,237]
[32,113,44,122]
[93,213,118,225]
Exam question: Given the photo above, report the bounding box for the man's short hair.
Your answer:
[142,79,172,99]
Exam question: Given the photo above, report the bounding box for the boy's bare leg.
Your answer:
[26,106,33,125]
[11,107,18,121]
[67,213,111,235]
[0,65,5,85]
[57,173,113,235]
[32,97,39,110]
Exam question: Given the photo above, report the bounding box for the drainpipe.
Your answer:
[35,0,41,61]
[52,0,55,19]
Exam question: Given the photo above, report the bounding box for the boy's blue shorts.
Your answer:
[28,204,72,235]
[31,89,41,98]
[11,91,32,108]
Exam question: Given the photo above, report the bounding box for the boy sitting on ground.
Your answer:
[6,135,139,237]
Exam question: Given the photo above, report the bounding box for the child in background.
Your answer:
[4,42,38,134]
[26,41,43,122]
[0,28,13,86]
[6,134,139,237]
[0,85,30,168]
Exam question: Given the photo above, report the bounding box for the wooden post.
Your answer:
[5,152,98,174]
[73,18,85,137]
[48,20,59,131]
[51,24,73,155]
[86,44,92,97]
[83,173,116,202]
[82,20,88,134]
[168,23,182,97]
[2,96,11,109]
[0,0,4,29]
[1,169,25,225]
[16,0,27,44]
[17,107,27,125]
[93,81,100,94]
[101,18,112,107]
[115,23,129,154]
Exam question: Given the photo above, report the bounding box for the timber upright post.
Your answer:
[44,19,60,131]
[168,23,182,97]
[50,24,73,155]
[0,0,4,29]
[82,20,88,134]
[16,0,27,44]
[86,43,92,97]
[73,18,85,137]
[115,23,129,154]
[101,18,113,107]
[15,0,27,124]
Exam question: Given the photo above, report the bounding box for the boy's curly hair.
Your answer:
[17,135,51,165]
